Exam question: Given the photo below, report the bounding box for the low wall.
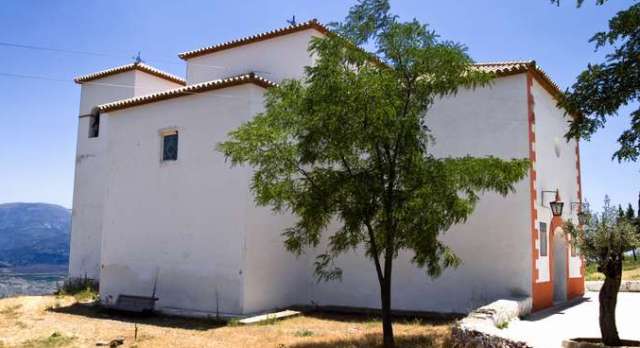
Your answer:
[585,280,640,292]
[450,326,531,348]
[450,297,532,348]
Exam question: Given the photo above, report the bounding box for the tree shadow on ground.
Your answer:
[295,310,460,326]
[286,333,451,348]
[47,302,226,331]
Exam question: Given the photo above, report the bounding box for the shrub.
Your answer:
[56,277,99,302]
[294,329,314,337]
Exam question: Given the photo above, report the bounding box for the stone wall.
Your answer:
[586,281,640,292]
[450,326,531,348]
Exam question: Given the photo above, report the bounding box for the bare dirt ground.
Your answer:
[0,296,453,348]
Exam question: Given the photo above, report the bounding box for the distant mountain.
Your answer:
[0,203,70,267]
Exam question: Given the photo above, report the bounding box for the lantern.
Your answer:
[578,210,591,225]
[550,200,564,217]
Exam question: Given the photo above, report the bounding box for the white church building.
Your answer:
[69,19,584,316]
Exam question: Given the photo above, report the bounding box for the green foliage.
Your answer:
[258,314,279,326]
[226,318,242,327]
[220,3,529,345]
[496,321,509,330]
[294,329,314,337]
[56,278,99,302]
[566,197,639,277]
[566,196,639,346]
[557,2,640,162]
[219,0,529,285]
[585,255,640,280]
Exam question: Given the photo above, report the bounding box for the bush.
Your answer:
[295,329,314,337]
[56,277,99,302]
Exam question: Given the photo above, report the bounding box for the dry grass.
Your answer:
[585,257,640,281]
[0,296,453,348]
[0,304,22,320]
[18,332,76,348]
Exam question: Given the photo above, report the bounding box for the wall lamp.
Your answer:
[571,201,591,225]
[542,189,564,217]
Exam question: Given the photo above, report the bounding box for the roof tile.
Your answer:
[178,19,328,60]
[74,63,186,85]
[97,72,275,113]
[474,60,564,98]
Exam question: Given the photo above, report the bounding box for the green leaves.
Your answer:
[566,196,639,277]
[560,3,640,163]
[219,0,529,284]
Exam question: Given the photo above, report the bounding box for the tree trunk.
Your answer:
[381,275,394,348]
[599,271,622,346]
[633,249,637,261]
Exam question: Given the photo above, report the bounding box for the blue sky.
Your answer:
[0,0,638,211]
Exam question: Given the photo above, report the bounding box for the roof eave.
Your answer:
[97,73,275,113]
[74,63,186,86]
[178,19,328,60]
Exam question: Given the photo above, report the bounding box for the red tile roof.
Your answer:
[178,19,329,60]
[97,72,275,113]
[474,60,564,98]
[96,62,564,114]
[74,63,186,85]
[177,20,563,98]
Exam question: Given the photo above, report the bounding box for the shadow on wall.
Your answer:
[48,303,226,331]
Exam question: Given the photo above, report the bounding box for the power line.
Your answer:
[0,41,121,58]
[0,71,257,101]
[0,41,228,71]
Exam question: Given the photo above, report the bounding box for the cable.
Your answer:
[0,71,260,101]
[0,41,121,58]
[0,41,229,71]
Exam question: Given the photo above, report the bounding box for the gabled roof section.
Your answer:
[474,60,564,99]
[74,63,186,86]
[178,19,329,60]
[97,72,275,113]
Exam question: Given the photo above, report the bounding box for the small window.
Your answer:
[539,222,548,257]
[88,114,100,138]
[162,131,178,161]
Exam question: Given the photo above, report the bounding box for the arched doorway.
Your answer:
[552,226,568,303]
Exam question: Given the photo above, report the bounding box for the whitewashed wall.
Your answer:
[70,72,136,280]
[69,71,184,280]
[98,85,265,315]
[531,79,581,280]
[185,29,321,84]
[133,70,184,95]
[72,32,582,315]
[297,74,533,314]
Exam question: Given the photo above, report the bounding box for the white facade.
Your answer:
[69,68,184,280]
[185,29,320,84]
[70,21,583,316]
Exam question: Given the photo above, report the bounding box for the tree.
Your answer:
[218,1,529,346]
[637,192,640,259]
[552,0,640,163]
[624,203,638,260]
[566,197,639,346]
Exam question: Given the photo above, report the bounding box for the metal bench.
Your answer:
[112,294,158,313]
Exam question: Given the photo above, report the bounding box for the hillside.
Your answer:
[0,203,70,266]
